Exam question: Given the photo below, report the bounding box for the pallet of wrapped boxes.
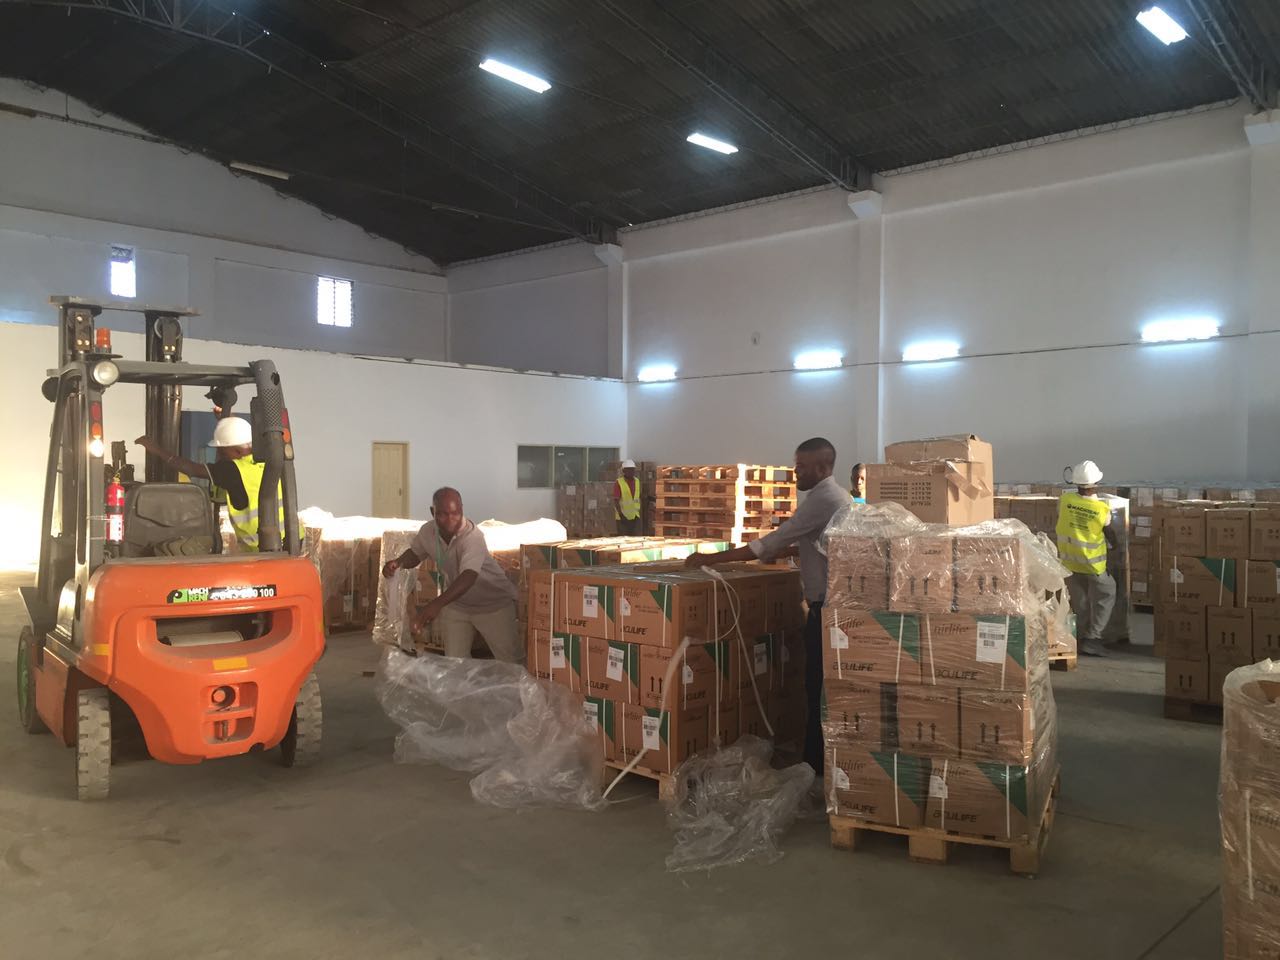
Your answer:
[652,464,797,543]
[306,515,421,635]
[820,503,1062,875]
[865,435,994,525]
[524,560,807,793]
[1155,499,1280,722]
[1221,661,1280,958]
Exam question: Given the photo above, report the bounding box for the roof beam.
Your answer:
[1184,0,1277,110]
[598,0,873,191]
[3,0,615,245]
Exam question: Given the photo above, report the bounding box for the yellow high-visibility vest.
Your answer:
[212,456,288,553]
[1056,492,1110,575]
[616,477,641,521]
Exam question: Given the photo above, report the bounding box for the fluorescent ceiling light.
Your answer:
[793,349,843,370]
[687,132,738,155]
[902,340,961,363]
[637,363,677,383]
[1136,7,1188,45]
[229,161,292,181]
[479,58,551,93]
[1141,316,1219,343]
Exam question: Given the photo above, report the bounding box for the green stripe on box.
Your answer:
[602,584,616,620]
[644,706,672,745]
[650,584,673,620]
[977,762,1029,816]
[1197,557,1237,592]
[871,612,921,662]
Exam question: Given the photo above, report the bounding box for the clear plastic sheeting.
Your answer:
[663,736,815,872]
[378,648,606,812]
[1222,660,1280,959]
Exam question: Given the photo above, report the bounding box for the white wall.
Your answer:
[0,322,627,565]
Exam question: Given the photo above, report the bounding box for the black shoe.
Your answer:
[1079,638,1108,657]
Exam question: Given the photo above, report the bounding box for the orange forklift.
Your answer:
[16,297,325,799]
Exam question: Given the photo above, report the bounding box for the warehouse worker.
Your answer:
[382,487,522,663]
[686,437,850,774]
[136,416,289,553]
[850,462,867,503]
[612,459,646,536]
[1057,460,1117,658]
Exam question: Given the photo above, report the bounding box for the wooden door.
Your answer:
[371,442,409,518]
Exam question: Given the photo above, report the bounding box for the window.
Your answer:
[518,445,621,489]
[109,245,136,298]
[317,276,353,327]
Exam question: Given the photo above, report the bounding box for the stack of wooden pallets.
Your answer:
[652,464,797,543]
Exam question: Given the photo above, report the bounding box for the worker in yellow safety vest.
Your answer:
[1056,459,1117,658]
[137,416,292,553]
[612,459,646,536]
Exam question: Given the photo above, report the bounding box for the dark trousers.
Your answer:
[617,517,641,536]
[804,601,824,774]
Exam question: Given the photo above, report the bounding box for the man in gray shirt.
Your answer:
[686,437,850,773]
[382,487,522,663]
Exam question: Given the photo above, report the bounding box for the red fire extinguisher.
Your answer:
[106,475,125,543]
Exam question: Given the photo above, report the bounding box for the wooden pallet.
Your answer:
[655,495,795,513]
[603,760,677,801]
[1163,697,1222,725]
[1049,651,1078,672]
[829,771,1060,877]
[1132,602,1154,614]
[654,523,769,542]
[658,464,796,483]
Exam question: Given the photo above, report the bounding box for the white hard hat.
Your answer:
[621,459,636,469]
[209,416,253,448]
[1065,460,1104,486]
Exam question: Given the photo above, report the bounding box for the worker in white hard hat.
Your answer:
[612,459,650,536]
[1056,460,1117,657]
[136,416,289,553]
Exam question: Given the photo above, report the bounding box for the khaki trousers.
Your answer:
[435,601,524,663]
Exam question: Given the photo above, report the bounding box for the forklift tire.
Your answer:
[279,672,322,768]
[17,628,47,734]
[76,688,112,801]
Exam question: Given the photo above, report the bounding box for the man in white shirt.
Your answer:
[382,487,522,662]
[687,437,850,773]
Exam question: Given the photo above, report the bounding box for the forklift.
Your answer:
[16,297,325,799]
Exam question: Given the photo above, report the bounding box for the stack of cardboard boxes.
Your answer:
[556,482,622,538]
[524,561,807,774]
[821,507,1059,844]
[1155,500,1280,707]
[866,435,994,524]
[652,464,797,543]
[1221,663,1280,958]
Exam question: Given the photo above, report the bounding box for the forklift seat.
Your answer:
[122,483,218,558]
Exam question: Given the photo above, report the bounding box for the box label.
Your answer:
[754,642,769,676]
[976,620,1008,664]
[607,646,625,681]
[642,715,661,750]
[683,664,694,686]
[1134,581,1147,593]
[1170,568,1184,585]
[929,774,949,800]
[583,586,599,618]
[834,767,851,790]
[620,595,632,617]
[830,626,850,650]
[550,636,566,669]
[1274,567,1280,594]
[582,701,598,731]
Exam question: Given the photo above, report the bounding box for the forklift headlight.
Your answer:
[91,361,120,388]
[88,437,105,459]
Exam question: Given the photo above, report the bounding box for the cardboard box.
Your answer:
[640,641,729,711]
[867,460,993,526]
[826,535,891,609]
[559,579,616,638]
[773,629,806,691]
[731,632,778,699]
[1162,556,1237,608]
[959,682,1047,765]
[1254,610,1280,660]
[618,703,709,774]
[527,630,581,692]
[822,678,890,748]
[1208,606,1254,660]
[953,536,1028,615]
[885,434,994,476]
[712,700,739,748]
[1132,514,1154,540]
[920,614,1039,691]
[1208,509,1253,559]
[1210,653,1253,706]
[762,571,805,631]
[712,571,768,639]
[581,637,640,704]
[924,759,1045,841]
[824,744,928,828]
[823,609,923,684]
[526,568,556,632]
[1251,510,1280,562]
[889,536,955,614]
[1163,504,1207,556]
[1222,792,1280,960]
[1165,657,1209,702]
[549,567,716,647]
[896,686,960,758]
[1154,603,1206,660]
[739,689,772,740]
[1244,560,1280,608]
[582,696,618,762]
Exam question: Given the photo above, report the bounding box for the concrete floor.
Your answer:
[0,571,1222,960]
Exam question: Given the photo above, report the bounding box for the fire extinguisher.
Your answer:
[106,474,125,543]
